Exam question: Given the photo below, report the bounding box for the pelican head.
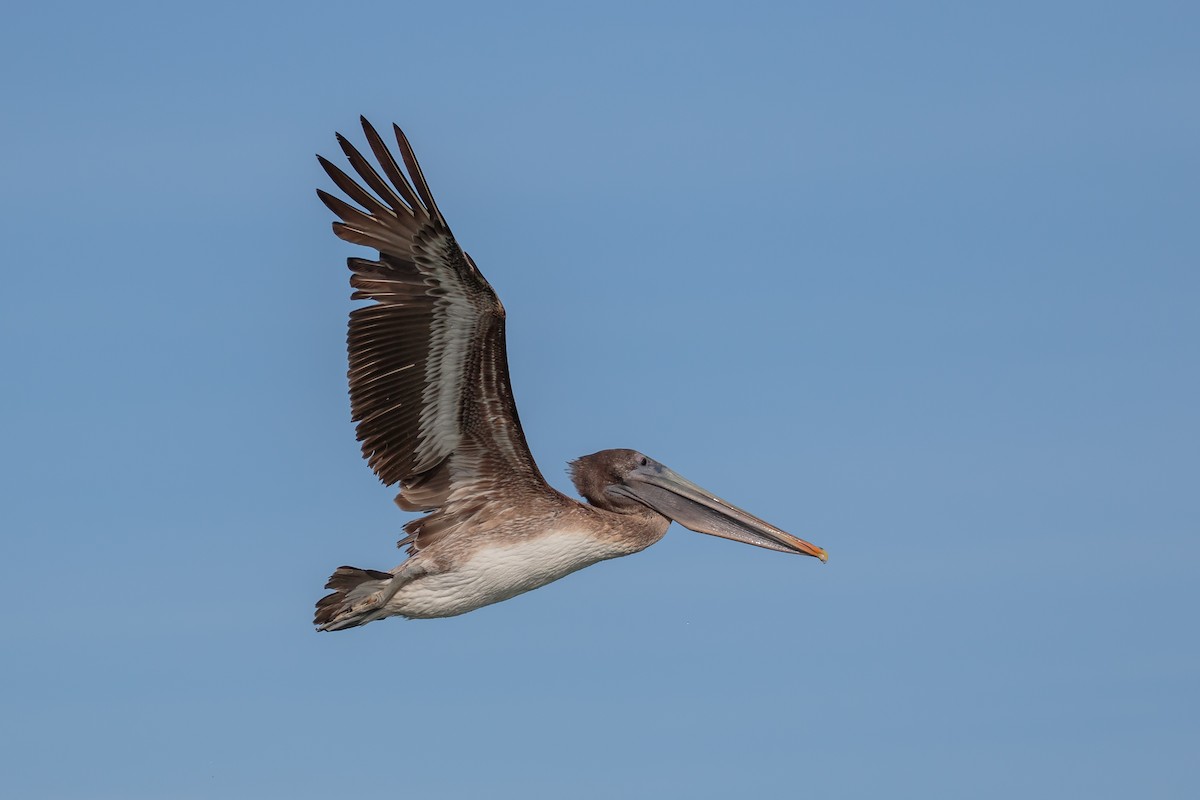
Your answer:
[570,449,828,561]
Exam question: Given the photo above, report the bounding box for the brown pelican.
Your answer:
[313,118,827,630]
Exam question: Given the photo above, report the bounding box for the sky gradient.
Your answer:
[2,2,1197,797]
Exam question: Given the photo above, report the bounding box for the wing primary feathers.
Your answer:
[317,156,392,217]
[336,133,412,215]
[318,190,408,254]
[330,221,385,251]
[392,123,443,221]
[316,189,376,229]
[345,258,426,288]
[360,117,425,213]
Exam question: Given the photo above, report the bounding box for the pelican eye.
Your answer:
[638,457,648,466]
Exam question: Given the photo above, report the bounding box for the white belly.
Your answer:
[387,529,624,619]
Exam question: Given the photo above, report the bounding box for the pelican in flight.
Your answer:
[313,118,827,630]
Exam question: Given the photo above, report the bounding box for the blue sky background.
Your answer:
[2,1,1197,797]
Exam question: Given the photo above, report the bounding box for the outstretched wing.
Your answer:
[317,118,550,531]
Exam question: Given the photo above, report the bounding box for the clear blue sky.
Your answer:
[2,1,1196,797]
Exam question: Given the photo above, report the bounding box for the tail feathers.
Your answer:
[314,566,394,631]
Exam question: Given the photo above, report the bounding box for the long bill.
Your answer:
[610,461,828,561]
